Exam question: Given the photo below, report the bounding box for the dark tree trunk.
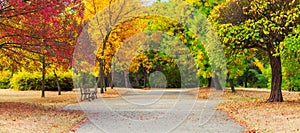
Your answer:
[41,56,45,98]
[96,58,104,93]
[267,54,283,102]
[53,70,61,95]
[143,69,147,88]
[208,77,213,88]
[229,79,236,93]
[244,70,248,88]
[100,59,104,93]
[99,30,111,93]
[212,74,222,90]
[103,76,106,92]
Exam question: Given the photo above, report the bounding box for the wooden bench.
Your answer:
[80,87,98,101]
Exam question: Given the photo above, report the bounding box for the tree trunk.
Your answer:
[245,75,248,88]
[208,77,213,88]
[99,30,112,93]
[41,56,45,98]
[53,70,61,95]
[124,72,129,88]
[103,76,106,91]
[267,54,283,102]
[143,69,147,88]
[96,58,104,93]
[109,72,113,89]
[229,78,236,93]
[135,73,139,88]
[100,59,105,93]
[212,74,222,90]
[244,69,248,88]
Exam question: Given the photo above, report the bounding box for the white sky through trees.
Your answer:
[141,0,170,6]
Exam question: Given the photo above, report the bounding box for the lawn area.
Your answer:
[0,89,85,133]
[213,88,300,132]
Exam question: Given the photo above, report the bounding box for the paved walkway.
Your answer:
[64,89,246,133]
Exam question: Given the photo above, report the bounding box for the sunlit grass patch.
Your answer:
[0,89,85,133]
[216,89,300,132]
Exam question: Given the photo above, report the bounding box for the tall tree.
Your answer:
[147,1,221,89]
[0,0,82,97]
[82,0,143,92]
[209,0,300,102]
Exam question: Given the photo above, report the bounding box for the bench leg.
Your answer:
[90,93,95,100]
[82,93,88,101]
[81,92,96,101]
[88,93,92,101]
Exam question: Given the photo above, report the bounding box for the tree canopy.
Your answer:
[210,0,300,102]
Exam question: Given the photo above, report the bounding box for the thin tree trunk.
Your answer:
[99,30,112,93]
[245,72,248,88]
[267,54,283,102]
[124,72,129,88]
[111,69,114,89]
[229,79,236,93]
[103,76,106,91]
[9,67,14,79]
[137,73,140,88]
[96,58,104,93]
[41,55,45,98]
[143,69,147,88]
[100,59,104,93]
[208,77,213,88]
[212,74,222,90]
[53,70,61,95]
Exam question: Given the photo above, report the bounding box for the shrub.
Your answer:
[11,70,73,91]
[0,71,12,89]
[73,72,97,88]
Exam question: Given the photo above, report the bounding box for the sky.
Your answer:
[141,0,170,6]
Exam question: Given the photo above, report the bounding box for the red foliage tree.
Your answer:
[0,0,83,97]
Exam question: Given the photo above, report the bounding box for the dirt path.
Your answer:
[64,89,246,132]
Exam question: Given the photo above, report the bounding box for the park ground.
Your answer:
[0,88,299,132]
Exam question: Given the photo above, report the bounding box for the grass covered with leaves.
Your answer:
[100,88,129,98]
[215,89,300,132]
[0,89,85,133]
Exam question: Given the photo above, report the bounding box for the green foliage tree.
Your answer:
[281,26,300,91]
[209,0,300,102]
[141,0,227,90]
[185,0,225,16]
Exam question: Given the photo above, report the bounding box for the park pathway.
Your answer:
[64,89,246,133]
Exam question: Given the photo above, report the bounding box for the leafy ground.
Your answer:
[0,89,85,133]
[2,88,299,132]
[100,88,129,98]
[197,88,300,133]
[0,88,130,133]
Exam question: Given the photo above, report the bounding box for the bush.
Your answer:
[0,71,12,89]
[11,70,73,91]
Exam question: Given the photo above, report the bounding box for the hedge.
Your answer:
[10,70,73,91]
[0,71,11,89]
